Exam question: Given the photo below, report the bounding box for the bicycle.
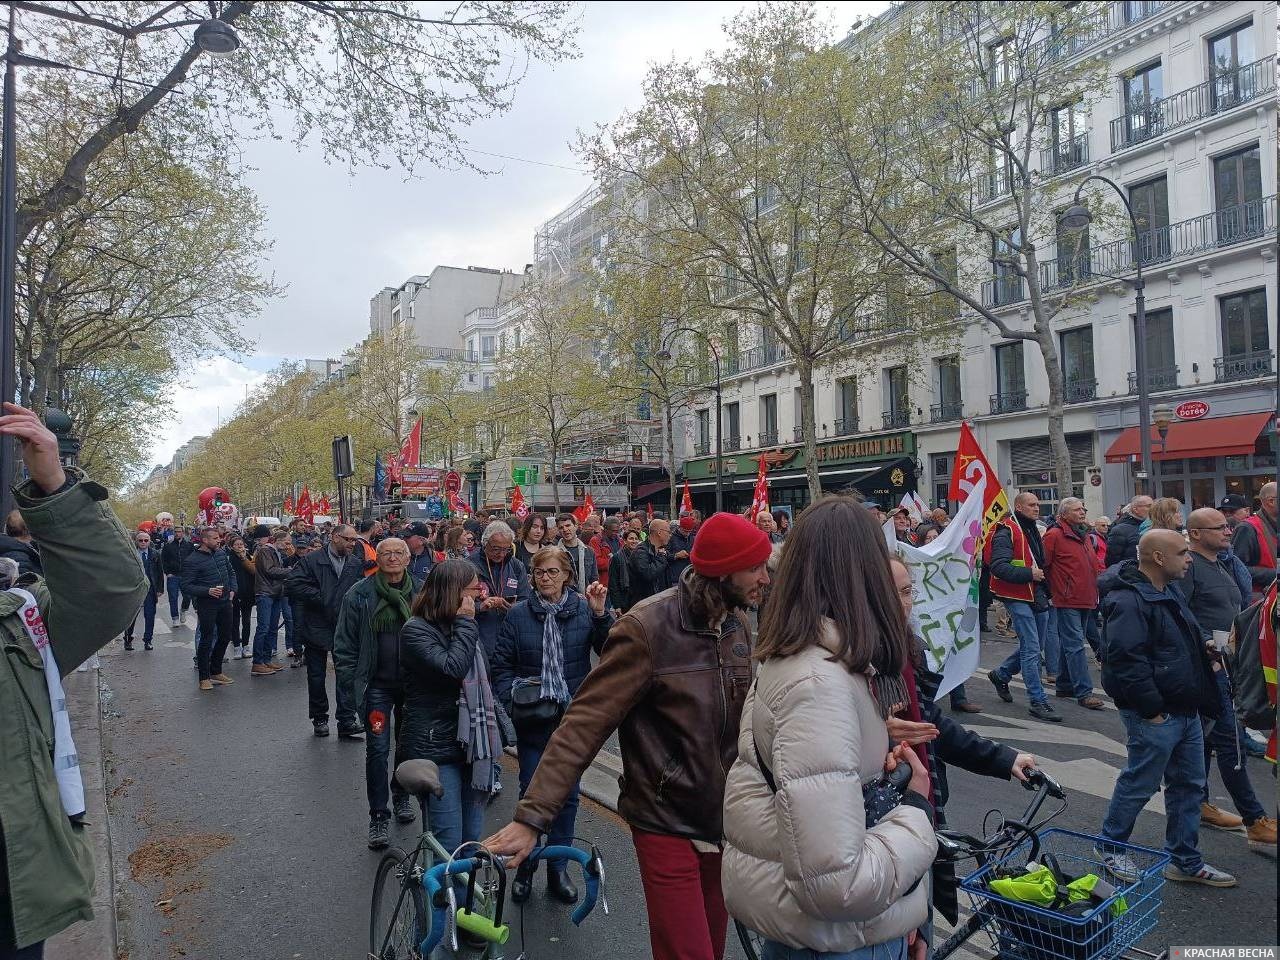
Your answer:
[369,759,605,959]
[735,769,1170,960]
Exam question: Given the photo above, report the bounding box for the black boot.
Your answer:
[511,861,534,904]
[546,862,578,905]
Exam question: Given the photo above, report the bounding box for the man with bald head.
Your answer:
[1106,494,1153,566]
[630,517,677,603]
[1232,481,1278,596]
[286,522,368,738]
[1098,529,1235,887]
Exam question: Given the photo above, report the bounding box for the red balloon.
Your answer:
[137,520,157,533]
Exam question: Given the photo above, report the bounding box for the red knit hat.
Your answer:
[689,512,773,578]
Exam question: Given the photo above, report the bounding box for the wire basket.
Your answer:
[959,828,1169,960]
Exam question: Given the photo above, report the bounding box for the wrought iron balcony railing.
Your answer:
[882,409,912,430]
[1039,132,1089,177]
[990,390,1028,415]
[981,274,1026,308]
[1064,378,1097,403]
[832,418,858,438]
[1127,367,1179,394]
[930,401,963,423]
[1215,350,1274,384]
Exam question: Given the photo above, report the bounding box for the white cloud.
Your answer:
[148,357,267,471]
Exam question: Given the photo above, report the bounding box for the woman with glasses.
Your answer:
[491,546,613,906]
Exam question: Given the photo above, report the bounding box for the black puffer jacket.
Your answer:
[398,614,479,765]
[1104,514,1143,568]
[0,534,41,576]
[1100,561,1219,719]
[284,550,366,651]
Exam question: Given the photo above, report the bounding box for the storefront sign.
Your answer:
[1176,400,1209,420]
[685,431,915,480]
[401,467,443,497]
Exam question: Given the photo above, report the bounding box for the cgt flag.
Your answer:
[399,417,421,470]
[296,486,314,524]
[510,484,529,519]
[947,421,1008,542]
[749,454,770,521]
[573,491,596,525]
[681,479,694,515]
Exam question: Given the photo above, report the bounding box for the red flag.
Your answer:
[317,496,331,515]
[296,486,314,524]
[449,489,470,516]
[386,452,403,487]
[646,501,654,521]
[399,418,421,469]
[283,496,295,515]
[681,479,694,514]
[749,454,770,521]
[510,484,529,519]
[573,491,596,525]
[947,421,1008,540]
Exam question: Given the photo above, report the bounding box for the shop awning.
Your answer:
[1104,411,1273,463]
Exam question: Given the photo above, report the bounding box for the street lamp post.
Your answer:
[1061,175,1150,497]
[658,326,723,514]
[1152,404,1173,496]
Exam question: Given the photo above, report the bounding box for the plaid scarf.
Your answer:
[457,640,503,794]
[538,592,572,704]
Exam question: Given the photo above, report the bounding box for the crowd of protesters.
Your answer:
[15,476,1270,960]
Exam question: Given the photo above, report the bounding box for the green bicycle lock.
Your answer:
[455,908,510,944]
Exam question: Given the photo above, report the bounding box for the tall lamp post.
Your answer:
[0,7,241,515]
[1152,404,1173,496]
[1061,175,1150,496]
[657,326,723,514]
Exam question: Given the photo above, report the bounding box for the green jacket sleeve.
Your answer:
[15,470,149,674]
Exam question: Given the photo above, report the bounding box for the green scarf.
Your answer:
[372,572,415,633]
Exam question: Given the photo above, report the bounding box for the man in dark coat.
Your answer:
[160,524,194,626]
[0,509,41,576]
[628,518,677,603]
[285,523,367,737]
[1104,495,1151,567]
[179,526,236,689]
[124,529,166,650]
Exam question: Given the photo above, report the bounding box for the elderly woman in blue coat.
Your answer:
[492,545,613,906]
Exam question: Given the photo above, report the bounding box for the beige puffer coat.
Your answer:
[722,621,936,952]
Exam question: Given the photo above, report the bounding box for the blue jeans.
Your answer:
[1102,710,1206,874]
[761,935,907,960]
[363,686,407,819]
[252,595,282,665]
[281,599,294,650]
[1084,609,1102,657]
[1043,608,1060,679]
[1202,669,1265,823]
[1053,608,1095,700]
[517,730,580,868]
[994,600,1048,704]
[422,762,486,857]
[165,575,188,619]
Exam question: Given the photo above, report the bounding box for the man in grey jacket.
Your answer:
[250,527,290,675]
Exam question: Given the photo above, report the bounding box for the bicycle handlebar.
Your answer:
[419,845,603,956]
[936,766,1065,864]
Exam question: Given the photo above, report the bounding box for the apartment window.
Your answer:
[933,356,962,422]
[723,321,740,365]
[1213,144,1263,241]
[991,227,1022,305]
[1054,212,1090,285]
[408,301,415,320]
[994,341,1025,406]
[932,454,952,512]
[884,276,909,329]
[481,335,495,359]
[761,325,779,363]
[1221,289,1270,357]
[1121,60,1163,144]
[1060,327,1096,402]
[1129,175,1170,263]
[1123,1,1161,24]
[885,366,910,428]
[498,333,507,356]
[482,374,494,390]
[514,328,522,348]
[988,36,1015,87]
[724,402,741,449]
[836,377,858,435]
[1049,101,1085,162]
[758,394,779,446]
[1134,308,1177,392]
[1208,20,1255,109]
[695,409,710,454]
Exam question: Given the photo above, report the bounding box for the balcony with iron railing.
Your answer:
[1064,378,1097,403]
[1110,56,1275,152]
[930,401,963,423]
[758,429,779,447]
[693,440,711,457]
[1039,133,1089,178]
[975,167,1011,205]
[1215,350,1274,384]
[832,418,858,438]
[990,390,1028,415]
[981,274,1026,309]
[882,409,912,430]
[1027,1,1175,67]
[723,435,742,453]
[1128,367,1179,394]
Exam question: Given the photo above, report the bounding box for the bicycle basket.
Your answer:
[959,828,1169,960]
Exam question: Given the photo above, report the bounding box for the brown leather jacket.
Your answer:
[514,574,753,842]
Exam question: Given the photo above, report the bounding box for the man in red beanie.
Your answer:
[487,511,772,960]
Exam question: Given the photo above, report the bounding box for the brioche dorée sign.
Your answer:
[1175,400,1209,420]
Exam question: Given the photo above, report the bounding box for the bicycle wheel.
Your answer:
[735,919,764,960]
[370,847,427,960]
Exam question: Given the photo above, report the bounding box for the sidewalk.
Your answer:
[46,662,118,960]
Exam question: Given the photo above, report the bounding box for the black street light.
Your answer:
[1061,174,1151,496]
[657,326,723,514]
[1152,404,1173,495]
[0,7,241,514]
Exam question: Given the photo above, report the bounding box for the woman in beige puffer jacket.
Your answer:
[722,497,937,959]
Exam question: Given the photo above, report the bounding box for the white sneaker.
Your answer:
[1093,845,1141,883]
[171,616,180,628]
[1162,862,1237,887]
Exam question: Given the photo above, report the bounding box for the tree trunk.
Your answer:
[29,343,58,417]
[797,356,821,504]
[666,397,678,517]
[550,446,561,512]
[1035,326,1074,503]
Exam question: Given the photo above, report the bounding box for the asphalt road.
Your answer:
[99,617,1276,960]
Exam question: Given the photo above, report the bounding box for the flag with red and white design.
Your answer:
[510,484,529,519]
[681,480,694,514]
[749,454,769,521]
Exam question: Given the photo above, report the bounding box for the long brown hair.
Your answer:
[519,513,547,544]
[755,496,910,677]
[411,559,477,623]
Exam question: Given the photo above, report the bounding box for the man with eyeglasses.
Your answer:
[285,523,367,738]
[123,531,166,650]
[1182,508,1276,850]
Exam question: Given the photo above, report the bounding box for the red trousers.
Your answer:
[631,827,728,960]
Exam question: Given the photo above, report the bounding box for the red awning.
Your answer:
[1104,411,1272,463]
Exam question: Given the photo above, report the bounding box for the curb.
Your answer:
[46,665,118,960]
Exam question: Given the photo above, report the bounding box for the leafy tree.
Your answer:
[581,4,947,501]
[830,1,1113,501]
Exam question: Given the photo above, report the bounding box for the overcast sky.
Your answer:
[149,1,890,473]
